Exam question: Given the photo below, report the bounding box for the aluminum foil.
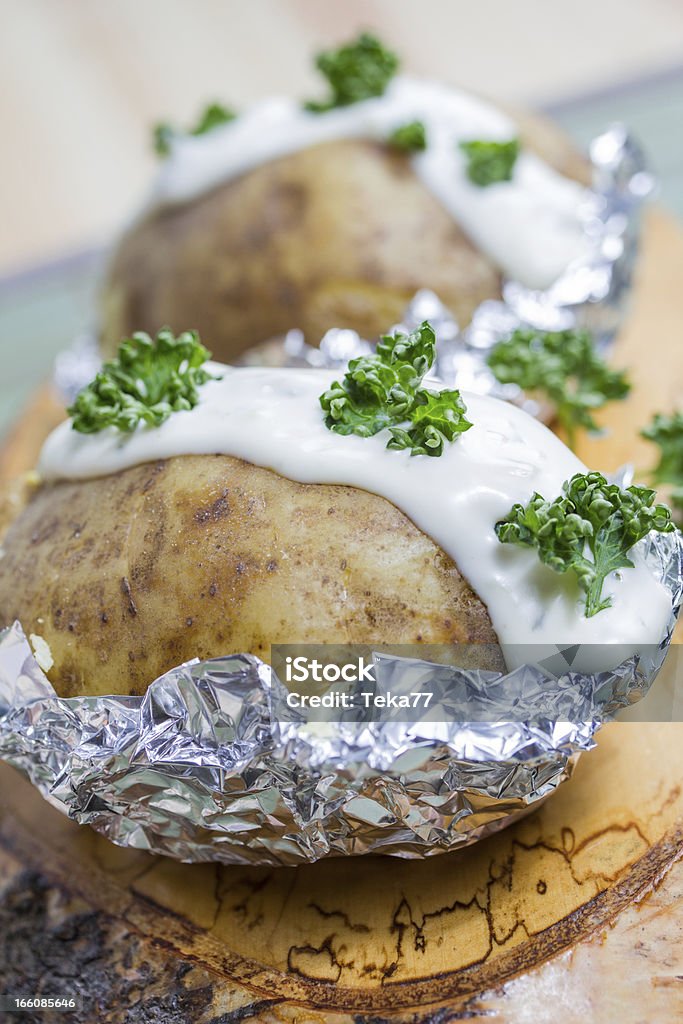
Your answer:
[0,527,680,867]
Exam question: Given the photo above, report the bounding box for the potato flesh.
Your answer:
[0,455,497,698]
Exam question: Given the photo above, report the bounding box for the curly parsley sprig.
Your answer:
[319,321,471,456]
[641,411,683,513]
[459,138,519,186]
[487,328,631,450]
[495,471,674,618]
[305,32,399,113]
[154,102,236,157]
[68,329,218,434]
[388,120,427,152]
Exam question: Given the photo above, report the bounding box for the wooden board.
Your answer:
[1,208,682,1021]
[1,726,682,1021]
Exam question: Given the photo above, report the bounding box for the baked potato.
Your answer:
[100,33,588,364]
[3,321,661,701]
[102,139,499,362]
[103,125,586,365]
[0,454,496,698]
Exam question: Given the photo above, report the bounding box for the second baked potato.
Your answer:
[102,139,501,362]
[100,33,588,363]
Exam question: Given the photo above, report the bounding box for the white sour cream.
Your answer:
[148,77,591,290]
[39,366,672,668]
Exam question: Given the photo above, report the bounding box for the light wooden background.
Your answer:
[2,0,683,274]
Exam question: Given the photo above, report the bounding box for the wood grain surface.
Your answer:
[0,210,682,1021]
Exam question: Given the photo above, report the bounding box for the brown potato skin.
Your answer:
[101,118,586,365]
[0,455,497,698]
[102,140,499,362]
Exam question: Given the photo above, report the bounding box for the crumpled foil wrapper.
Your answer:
[1,528,680,867]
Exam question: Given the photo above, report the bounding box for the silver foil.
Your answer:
[0,529,680,867]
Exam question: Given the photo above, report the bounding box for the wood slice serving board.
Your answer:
[0,209,682,1022]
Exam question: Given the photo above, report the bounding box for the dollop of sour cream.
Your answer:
[39,366,672,669]
[148,77,591,290]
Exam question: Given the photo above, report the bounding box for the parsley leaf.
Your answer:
[459,138,519,186]
[153,122,175,158]
[192,102,236,136]
[487,328,630,450]
[388,388,471,456]
[320,321,471,456]
[495,471,674,617]
[641,411,683,512]
[153,102,236,157]
[68,329,218,434]
[388,120,427,152]
[305,32,399,113]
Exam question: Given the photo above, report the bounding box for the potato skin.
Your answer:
[101,118,586,365]
[0,455,497,698]
[102,140,499,363]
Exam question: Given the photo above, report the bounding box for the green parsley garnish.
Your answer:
[153,102,236,157]
[319,321,471,456]
[459,138,519,186]
[487,328,631,450]
[305,32,399,113]
[68,329,217,434]
[192,102,236,136]
[495,471,674,618]
[641,411,683,512]
[388,120,427,152]
[153,123,175,158]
